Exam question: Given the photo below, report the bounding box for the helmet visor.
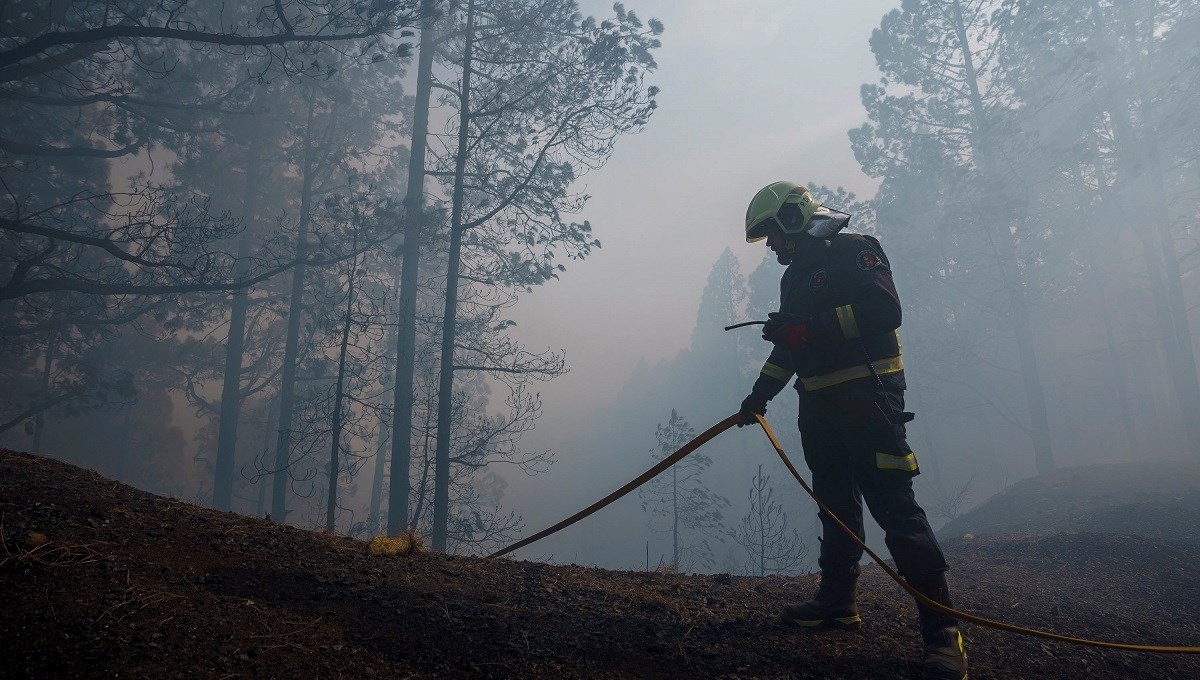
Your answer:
[745,217,777,243]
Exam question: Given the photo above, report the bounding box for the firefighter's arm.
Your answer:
[808,244,901,342]
[740,345,794,425]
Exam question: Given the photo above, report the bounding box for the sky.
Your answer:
[501,0,902,539]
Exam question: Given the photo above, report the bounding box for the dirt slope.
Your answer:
[3,449,1199,679]
[940,460,1200,544]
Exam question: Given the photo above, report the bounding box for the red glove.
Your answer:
[762,312,810,349]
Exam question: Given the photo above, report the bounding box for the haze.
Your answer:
[3,0,1198,576]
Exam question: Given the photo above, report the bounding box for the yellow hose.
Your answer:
[488,414,743,559]
[488,412,1200,654]
[754,413,1200,653]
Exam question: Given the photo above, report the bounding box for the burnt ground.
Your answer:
[2,449,1199,679]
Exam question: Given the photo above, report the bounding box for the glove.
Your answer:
[762,311,810,349]
[738,392,768,427]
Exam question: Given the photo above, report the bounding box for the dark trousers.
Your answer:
[798,377,947,577]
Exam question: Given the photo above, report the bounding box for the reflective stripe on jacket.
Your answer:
[760,232,905,393]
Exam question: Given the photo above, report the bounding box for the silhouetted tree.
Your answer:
[995,0,1200,449]
[731,464,808,577]
[426,0,661,550]
[640,409,728,571]
[0,0,423,306]
[852,0,1057,474]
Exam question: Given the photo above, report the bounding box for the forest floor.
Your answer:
[3,449,1200,679]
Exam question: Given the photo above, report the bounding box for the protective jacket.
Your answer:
[750,232,905,397]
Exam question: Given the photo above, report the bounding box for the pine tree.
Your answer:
[640,409,728,571]
[691,248,750,402]
[426,0,661,550]
[732,465,808,577]
[852,0,1058,474]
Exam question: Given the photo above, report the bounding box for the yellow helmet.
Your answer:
[744,181,821,243]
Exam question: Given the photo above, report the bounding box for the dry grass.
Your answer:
[0,516,106,569]
[367,530,423,557]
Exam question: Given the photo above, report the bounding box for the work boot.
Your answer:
[907,571,968,680]
[781,563,861,630]
[921,627,967,680]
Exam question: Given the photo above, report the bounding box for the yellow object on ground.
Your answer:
[368,533,421,557]
[23,532,48,551]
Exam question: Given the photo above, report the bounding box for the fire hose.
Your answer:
[488,413,1200,654]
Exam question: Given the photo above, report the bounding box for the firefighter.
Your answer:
[738,181,967,680]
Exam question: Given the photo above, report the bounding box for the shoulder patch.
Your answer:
[810,269,828,292]
[856,250,881,271]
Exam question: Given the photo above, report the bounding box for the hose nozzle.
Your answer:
[724,320,767,331]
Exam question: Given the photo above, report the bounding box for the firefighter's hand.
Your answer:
[738,393,768,427]
[762,312,810,348]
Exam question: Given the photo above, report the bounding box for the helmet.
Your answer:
[745,181,821,243]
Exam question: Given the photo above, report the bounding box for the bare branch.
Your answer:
[0,138,140,158]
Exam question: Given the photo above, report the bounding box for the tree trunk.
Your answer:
[672,465,679,568]
[271,99,319,521]
[432,0,475,552]
[1097,272,1140,457]
[326,245,359,532]
[995,238,1056,475]
[952,0,1055,474]
[1147,154,1200,444]
[758,477,766,576]
[257,399,276,518]
[1083,162,1139,457]
[212,135,264,511]
[1089,0,1200,449]
[410,405,435,530]
[1107,106,1200,449]
[368,305,398,535]
[31,332,55,453]
[388,0,438,536]
[117,407,135,482]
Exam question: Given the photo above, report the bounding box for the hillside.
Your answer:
[3,449,1200,679]
[940,460,1200,544]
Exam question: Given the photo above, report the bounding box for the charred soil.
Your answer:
[2,449,1199,679]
